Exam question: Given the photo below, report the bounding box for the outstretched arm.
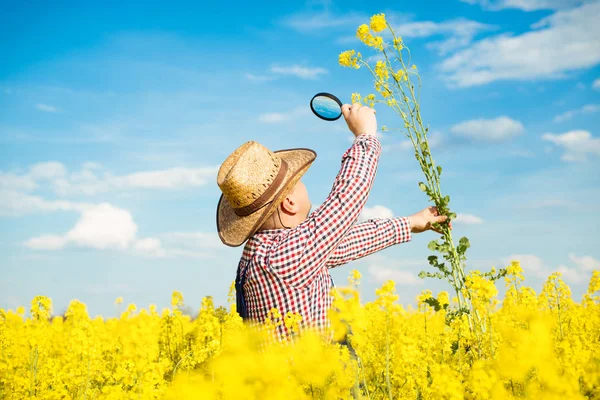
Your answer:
[325,206,451,268]
[325,217,412,268]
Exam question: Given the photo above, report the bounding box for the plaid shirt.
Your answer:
[236,134,412,340]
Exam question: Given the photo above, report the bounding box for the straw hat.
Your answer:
[216,141,317,247]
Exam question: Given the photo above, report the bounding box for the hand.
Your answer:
[407,206,452,234]
[341,102,377,138]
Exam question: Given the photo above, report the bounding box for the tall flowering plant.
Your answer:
[338,14,505,330]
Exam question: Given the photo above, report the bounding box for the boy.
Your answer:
[216,102,448,340]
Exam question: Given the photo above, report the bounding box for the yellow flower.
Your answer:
[393,69,406,82]
[437,291,450,307]
[171,290,184,308]
[356,24,384,50]
[356,24,372,45]
[394,37,403,50]
[351,92,362,104]
[369,13,387,33]
[375,82,391,98]
[2,266,600,399]
[30,295,52,321]
[338,50,360,69]
[372,36,384,51]
[349,269,362,286]
[114,296,123,305]
[418,289,433,306]
[375,60,389,81]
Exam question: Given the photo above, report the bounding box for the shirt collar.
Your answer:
[241,228,288,260]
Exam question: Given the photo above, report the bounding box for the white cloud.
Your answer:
[246,64,328,84]
[502,253,598,284]
[460,0,584,11]
[517,198,575,209]
[24,203,137,250]
[503,254,547,277]
[1,162,219,198]
[553,104,600,122]
[162,232,223,249]
[555,265,588,283]
[441,3,600,87]
[21,199,220,259]
[134,237,166,257]
[67,204,138,249]
[554,253,599,284]
[280,11,366,32]
[382,132,443,152]
[454,214,483,224]
[29,162,68,180]
[24,234,68,250]
[112,167,217,189]
[35,104,59,113]
[368,265,421,285]
[259,113,290,123]
[451,116,524,141]
[258,106,307,124]
[359,205,394,222]
[0,173,37,192]
[395,19,497,55]
[270,65,328,80]
[568,253,600,272]
[82,161,102,170]
[0,190,92,217]
[283,10,493,56]
[542,130,600,161]
[335,17,495,55]
[245,73,277,83]
[593,78,600,90]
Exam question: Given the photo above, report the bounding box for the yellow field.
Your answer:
[1,262,599,399]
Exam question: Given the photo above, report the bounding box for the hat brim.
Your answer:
[216,148,317,247]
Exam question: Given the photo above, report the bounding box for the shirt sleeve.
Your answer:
[267,134,381,288]
[325,216,412,268]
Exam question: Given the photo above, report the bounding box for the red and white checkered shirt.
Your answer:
[236,134,412,340]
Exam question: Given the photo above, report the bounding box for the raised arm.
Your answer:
[268,133,381,288]
[325,216,412,268]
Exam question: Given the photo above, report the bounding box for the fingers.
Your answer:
[435,215,448,224]
[351,102,362,113]
[343,102,377,116]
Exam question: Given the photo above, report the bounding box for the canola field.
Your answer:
[1,262,599,399]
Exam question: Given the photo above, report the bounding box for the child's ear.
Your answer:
[280,195,298,214]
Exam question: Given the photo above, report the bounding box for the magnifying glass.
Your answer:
[310,92,343,121]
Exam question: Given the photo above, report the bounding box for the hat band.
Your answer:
[232,159,289,217]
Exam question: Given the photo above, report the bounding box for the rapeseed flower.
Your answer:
[369,13,387,33]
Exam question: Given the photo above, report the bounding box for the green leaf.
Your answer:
[437,165,442,176]
[459,237,470,249]
[428,240,439,251]
[418,182,428,192]
[424,297,442,311]
[418,271,427,279]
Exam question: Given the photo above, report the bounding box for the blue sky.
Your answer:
[1,0,599,317]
